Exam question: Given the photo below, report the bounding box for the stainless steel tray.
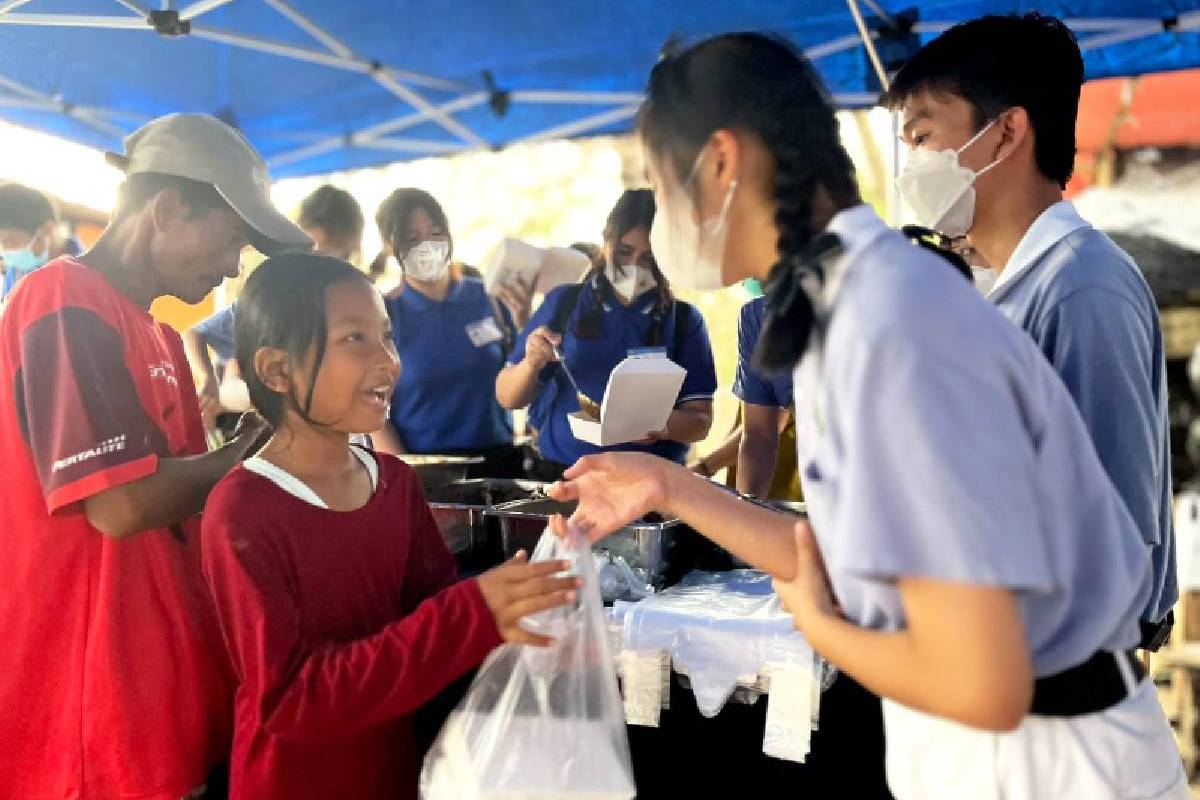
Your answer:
[424,479,547,555]
[484,497,682,576]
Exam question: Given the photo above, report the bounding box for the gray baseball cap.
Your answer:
[107,113,312,254]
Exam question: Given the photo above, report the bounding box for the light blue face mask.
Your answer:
[743,278,763,298]
[1,242,49,276]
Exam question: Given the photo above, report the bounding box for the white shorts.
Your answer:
[882,679,1188,800]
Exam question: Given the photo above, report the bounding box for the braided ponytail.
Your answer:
[638,33,861,369]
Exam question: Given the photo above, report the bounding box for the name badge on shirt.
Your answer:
[465,317,503,347]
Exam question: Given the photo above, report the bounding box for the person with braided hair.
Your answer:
[496,188,717,481]
[547,32,1186,800]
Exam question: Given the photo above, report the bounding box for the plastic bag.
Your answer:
[421,528,636,800]
[617,570,832,717]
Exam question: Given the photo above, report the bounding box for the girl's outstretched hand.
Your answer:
[547,452,676,542]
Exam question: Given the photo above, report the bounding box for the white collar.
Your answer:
[822,203,891,304]
[987,200,1091,301]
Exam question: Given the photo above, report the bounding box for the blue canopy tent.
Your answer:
[0,0,1197,178]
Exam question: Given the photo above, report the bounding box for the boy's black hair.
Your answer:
[882,13,1084,189]
[298,185,364,248]
[0,182,56,233]
[235,253,370,428]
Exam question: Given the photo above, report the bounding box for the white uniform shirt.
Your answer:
[792,204,1150,676]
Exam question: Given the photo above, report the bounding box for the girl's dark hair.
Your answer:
[235,253,371,427]
[373,188,458,289]
[375,187,450,256]
[638,33,860,273]
[575,189,673,344]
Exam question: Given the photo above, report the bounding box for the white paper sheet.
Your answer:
[567,352,686,446]
[484,237,590,295]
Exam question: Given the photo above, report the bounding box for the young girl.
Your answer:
[495,189,718,481]
[200,253,578,800]
[549,33,1186,800]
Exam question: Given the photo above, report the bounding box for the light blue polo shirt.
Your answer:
[793,204,1151,676]
[386,277,513,453]
[192,302,238,370]
[511,278,717,466]
[733,296,793,409]
[989,201,1175,625]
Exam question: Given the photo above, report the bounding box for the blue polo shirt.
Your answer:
[386,277,514,453]
[191,302,238,373]
[733,296,793,409]
[511,279,717,465]
[989,201,1175,625]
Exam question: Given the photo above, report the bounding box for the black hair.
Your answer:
[0,182,56,233]
[235,253,371,428]
[298,185,364,250]
[115,172,230,219]
[639,33,860,272]
[574,189,673,343]
[639,33,860,373]
[882,13,1083,189]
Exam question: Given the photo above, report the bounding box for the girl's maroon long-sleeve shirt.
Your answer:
[201,453,501,800]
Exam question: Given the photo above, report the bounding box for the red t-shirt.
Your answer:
[0,258,232,800]
[200,453,503,800]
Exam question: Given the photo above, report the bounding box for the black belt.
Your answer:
[1030,650,1145,717]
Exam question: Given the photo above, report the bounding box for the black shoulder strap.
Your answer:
[486,294,516,358]
[549,282,587,335]
[670,300,693,357]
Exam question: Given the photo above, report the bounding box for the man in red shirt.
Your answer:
[0,113,310,800]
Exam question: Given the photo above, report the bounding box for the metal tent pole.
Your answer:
[179,0,235,21]
[266,92,490,169]
[255,0,480,144]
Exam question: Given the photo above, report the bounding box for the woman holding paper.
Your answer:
[373,189,530,477]
[546,32,1184,800]
[495,189,717,481]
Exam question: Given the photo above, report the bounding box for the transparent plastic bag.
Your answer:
[421,528,636,800]
[617,570,835,717]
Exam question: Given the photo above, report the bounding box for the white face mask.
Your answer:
[649,148,738,292]
[895,116,1007,238]
[604,262,656,301]
[403,239,451,283]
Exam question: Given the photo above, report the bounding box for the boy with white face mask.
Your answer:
[0,182,57,300]
[887,13,1176,655]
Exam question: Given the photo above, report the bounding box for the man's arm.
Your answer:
[84,417,267,538]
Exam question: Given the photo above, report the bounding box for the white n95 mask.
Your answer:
[895,116,1007,238]
[403,239,451,282]
[649,147,738,292]
[604,262,656,301]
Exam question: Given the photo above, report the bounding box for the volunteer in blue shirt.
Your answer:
[547,33,1185,800]
[885,14,1176,653]
[374,188,527,477]
[0,182,57,301]
[496,189,716,481]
